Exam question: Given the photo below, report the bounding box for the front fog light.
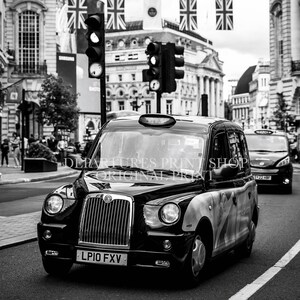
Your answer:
[283,178,290,184]
[163,239,172,251]
[43,230,52,240]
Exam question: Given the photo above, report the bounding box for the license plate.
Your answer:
[254,175,271,180]
[76,250,127,266]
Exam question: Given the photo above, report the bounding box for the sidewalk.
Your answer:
[0,157,80,185]
[0,157,80,249]
[0,162,300,250]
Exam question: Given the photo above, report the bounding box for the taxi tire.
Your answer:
[235,220,256,258]
[42,257,73,276]
[182,233,207,287]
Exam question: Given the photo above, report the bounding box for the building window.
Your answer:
[106,101,112,112]
[115,54,125,61]
[19,10,40,73]
[166,100,173,115]
[106,75,109,82]
[118,75,123,82]
[131,74,136,81]
[118,101,124,110]
[145,100,151,113]
[128,53,138,60]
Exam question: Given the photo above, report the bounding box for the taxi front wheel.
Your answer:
[42,257,73,276]
[182,233,207,286]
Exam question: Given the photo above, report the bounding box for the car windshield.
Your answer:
[90,127,206,176]
[246,134,288,152]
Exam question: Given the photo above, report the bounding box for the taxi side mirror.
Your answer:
[212,163,239,179]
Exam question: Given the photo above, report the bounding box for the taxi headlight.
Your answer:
[44,195,63,215]
[276,156,290,167]
[159,203,181,225]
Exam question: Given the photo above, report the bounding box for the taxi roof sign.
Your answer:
[254,129,273,135]
[139,114,176,127]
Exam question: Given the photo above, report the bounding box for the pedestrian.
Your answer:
[28,134,36,147]
[47,134,58,152]
[0,138,10,167]
[10,132,21,168]
[57,137,67,166]
[40,135,47,146]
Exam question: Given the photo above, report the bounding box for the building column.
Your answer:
[205,77,210,115]
[197,75,204,115]
[210,79,215,117]
[215,80,220,117]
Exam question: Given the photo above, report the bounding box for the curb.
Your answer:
[0,235,37,250]
[0,170,79,185]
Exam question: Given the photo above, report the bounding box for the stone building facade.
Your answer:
[269,0,300,132]
[0,1,225,144]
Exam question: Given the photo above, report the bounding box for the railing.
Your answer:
[12,64,47,75]
[291,60,300,73]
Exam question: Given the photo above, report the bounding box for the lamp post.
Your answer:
[130,92,144,111]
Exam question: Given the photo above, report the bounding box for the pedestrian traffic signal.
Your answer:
[143,42,162,92]
[163,43,185,93]
[85,13,105,79]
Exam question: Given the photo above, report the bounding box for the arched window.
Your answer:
[10,0,47,74]
[19,10,40,73]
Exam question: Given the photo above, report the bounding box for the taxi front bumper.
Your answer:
[37,222,193,270]
[251,166,293,186]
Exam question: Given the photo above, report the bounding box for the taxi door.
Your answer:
[208,130,237,255]
[227,130,252,245]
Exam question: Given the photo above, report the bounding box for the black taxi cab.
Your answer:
[245,129,293,193]
[37,114,259,286]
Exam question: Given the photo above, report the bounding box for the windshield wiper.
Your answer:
[106,165,154,174]
[153,168,202,179]
[250,150,273,152]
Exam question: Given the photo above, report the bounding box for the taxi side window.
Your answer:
[227,131,247,175]
[210,132,230,171]
[239,132,251,175]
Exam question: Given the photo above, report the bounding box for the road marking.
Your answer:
[229,239,300,300]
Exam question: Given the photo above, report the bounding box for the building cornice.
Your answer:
[9,0,47,12]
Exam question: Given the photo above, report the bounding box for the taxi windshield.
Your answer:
[246,134,288,152]
[90,127,206,176]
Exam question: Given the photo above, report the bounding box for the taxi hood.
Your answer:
[73,170,203,204]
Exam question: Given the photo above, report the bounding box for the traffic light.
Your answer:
[163,43,185,93]
[85,13,105,78]
[143,42,162,92]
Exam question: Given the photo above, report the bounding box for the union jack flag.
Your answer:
[107,0,126,30]
[67,0,88,31]
[216,0,233,30]
[179,0,197,31]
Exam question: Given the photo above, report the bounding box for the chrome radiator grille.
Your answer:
[79,194,133,248]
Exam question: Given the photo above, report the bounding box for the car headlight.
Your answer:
[159,203,181,225]
[44,195,63,215]
[276,156,290,167]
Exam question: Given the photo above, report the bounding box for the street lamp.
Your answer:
[130,92,144,111]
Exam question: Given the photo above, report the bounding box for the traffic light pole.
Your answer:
[100,73,106,126]
[156,91,162,113]
[99,14,106,126]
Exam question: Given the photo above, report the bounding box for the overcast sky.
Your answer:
[125,0,270,97]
